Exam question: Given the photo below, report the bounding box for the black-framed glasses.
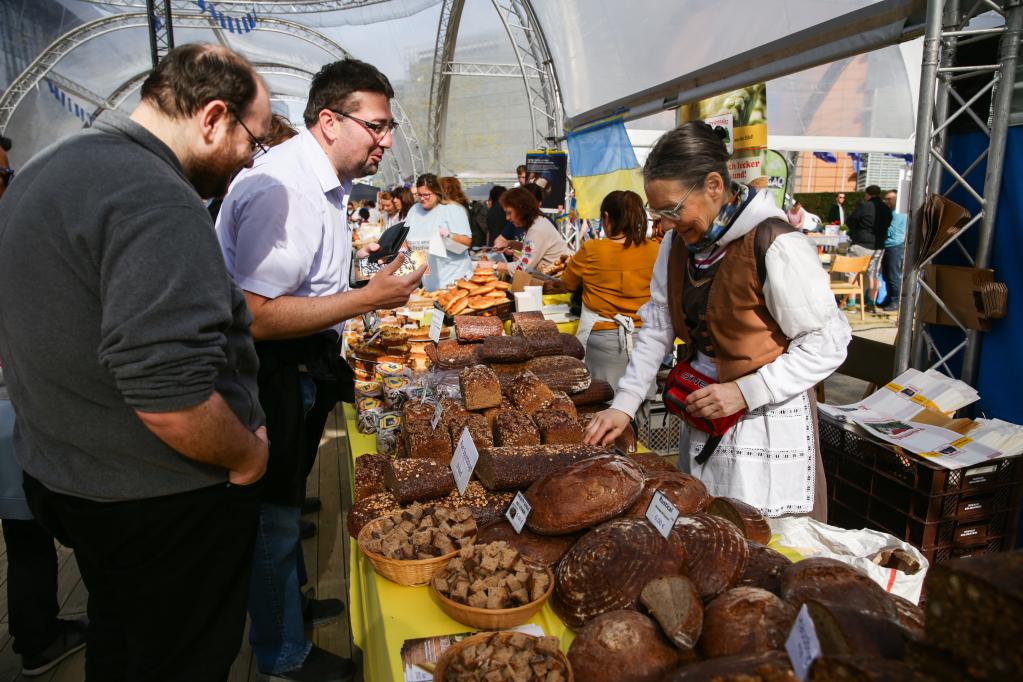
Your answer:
[644,182,699,221]
[231,111,269,158]
[329,109,399,139]
[0,167,13,188]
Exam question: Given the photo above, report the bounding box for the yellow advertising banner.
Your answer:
[677,83,768,153]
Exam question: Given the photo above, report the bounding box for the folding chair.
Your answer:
[829,254,872,322]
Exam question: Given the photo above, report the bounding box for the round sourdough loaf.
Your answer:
[707,496,772,545]
[553,518,688,629]
[660,650,797,681]
[699,587,797,658]
[525,454,645,535]
[627,452,679,476]
[671,514,749,602]
[476,519,580,568]
[780,557,899,619]
[738,541,793,596]
[567,610,681,682]
[624,471,711,519]
[639,575,703,651]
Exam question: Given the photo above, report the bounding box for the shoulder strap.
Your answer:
[753,218,797,285]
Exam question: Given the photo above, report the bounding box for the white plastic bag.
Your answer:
[770,516,929,604]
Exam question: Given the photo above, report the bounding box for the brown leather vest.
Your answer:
[666,219,792,382]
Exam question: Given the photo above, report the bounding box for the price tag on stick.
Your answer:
[450,427,479,496]
[431,401,444,431]
[429,311,444,343]
[785,604,822,681]
[505,492,532,534]
[645,490,680,539]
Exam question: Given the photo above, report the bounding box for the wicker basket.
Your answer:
[429,567,555,630]
[357,516,477,587]
[433,631,573,682]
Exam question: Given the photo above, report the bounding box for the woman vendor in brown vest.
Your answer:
[583,121,851,520]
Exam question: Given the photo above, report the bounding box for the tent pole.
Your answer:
[894,0,946,374]
[959,1,1022,387]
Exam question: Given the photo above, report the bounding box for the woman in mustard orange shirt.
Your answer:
[560,190,660,391]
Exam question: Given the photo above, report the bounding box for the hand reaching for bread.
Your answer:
[582,408,631,447]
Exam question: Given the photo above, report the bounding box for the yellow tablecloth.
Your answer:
[342,404,801,682]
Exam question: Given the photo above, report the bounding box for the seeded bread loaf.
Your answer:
[533,410,583,444]
[505,370,557,415]
[384,458,456,504]
[493,408,541,447]
[459,365,503,410]
[453,314,502,343]
[475,443,610,491]
[478,335,531,363]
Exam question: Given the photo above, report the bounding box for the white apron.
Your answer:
[575,303,636,354]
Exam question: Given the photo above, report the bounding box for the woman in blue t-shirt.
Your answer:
[404,173,474,290]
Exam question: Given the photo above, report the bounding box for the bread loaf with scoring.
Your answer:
[699,587,796,659]
[567,610,682,682]
[707,496,772,545]
[672,514,750,602]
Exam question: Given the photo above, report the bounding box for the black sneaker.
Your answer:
[883,301,900,312]
[21,618,88,677]
[301,497,322,515]
[303,597,344,628]
[261,645,356,682]
[299,519,317,540]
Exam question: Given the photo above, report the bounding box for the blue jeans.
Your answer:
[881,243,905,306]
[248,503,310,673]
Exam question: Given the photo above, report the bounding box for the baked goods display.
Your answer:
[359,504,476,560]
[453,315,502,342]
[479,335,530,363]
[640,575,704,651]
[384,458,456,503]
[433,339,480,369]
[505,371,557,415]
[532,410,583,445]
[553,518,687,628]
[474,443,611,491]
[493,409,541,447]
[707,497,772,545]
[567,610,682,682]
[525,454,645,535]
[672,513,750,601]
[433,631,569,682]
[624,471,711,519]
[780,557,898,620]
[447,412,494,449]
[459,365,503,410]
[699,587,797,659]
[476,520,581,568]
[432,541,552,609]
[738,542,793,596]
[435,262,511,316]
[354,453,390,502]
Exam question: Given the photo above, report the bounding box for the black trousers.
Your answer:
[1,518,60,656]
[23,474,261,682]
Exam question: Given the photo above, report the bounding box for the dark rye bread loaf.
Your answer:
[738,542,793,596]
[553,518,688,629]
[533,410,583,444]
[624,471,711,519]
[672,514,750,602]
[781,557,899,620]
[808,656,933,682]
[474,443,610,491]
[661,650,797,681]
[923,550,1023,680]
[804,599,913,661]
[458,365,502,410]
[525,454,645,535]
[384,458,456,503]
[346,484,514,538]
[888,593,925,637]
[452,314,502,342]
[699,587,797,659]
[707,496,772,545]
[640,575,703,651]
[526,333,564,357]
[505,370,557,415]
[547,390,578,420]
[354,453,390,502]
[492,408,540,447]
[476,519,581,568]
[431,338,479,369]
[526,355,591,394]
[478,334,530,363]
[447,412,493,449]
[629,452,679,476]
[569,379,614,405]
[567,610,682,682]
[558,333,585,359]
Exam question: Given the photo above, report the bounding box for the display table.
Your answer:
[342,404,801,682]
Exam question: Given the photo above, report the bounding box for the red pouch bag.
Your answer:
[662,360,745,464]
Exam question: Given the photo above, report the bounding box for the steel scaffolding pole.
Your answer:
[145,0,174,67]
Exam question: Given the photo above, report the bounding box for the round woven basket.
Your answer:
[357,516,476,587]
[429,567,554,630]
[433,631,573,682]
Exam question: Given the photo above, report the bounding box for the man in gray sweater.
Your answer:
[0,44,270,681]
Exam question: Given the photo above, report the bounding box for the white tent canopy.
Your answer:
[0,0,926,181]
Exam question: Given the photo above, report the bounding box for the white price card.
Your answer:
[505,492,532,534]
[645,490,680,539]
[450,427,479,496]
[430,400,444,431]
[428,310,444,343]
[785,604,822,681]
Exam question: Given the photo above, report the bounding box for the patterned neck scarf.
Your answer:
[687,184,752,265]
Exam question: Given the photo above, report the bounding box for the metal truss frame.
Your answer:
[0,11,423,184]
[146,0,175,67]
[80,0,391,12]
[426,0,465,170]
[894,0,1022,386]
[443,62,537,78]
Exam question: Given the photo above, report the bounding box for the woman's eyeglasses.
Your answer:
[644,182,699,221]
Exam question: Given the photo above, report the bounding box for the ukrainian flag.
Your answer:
[566,115,645,220]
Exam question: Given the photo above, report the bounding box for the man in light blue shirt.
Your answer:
[881,190,907,312]
[216,58,424,682]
